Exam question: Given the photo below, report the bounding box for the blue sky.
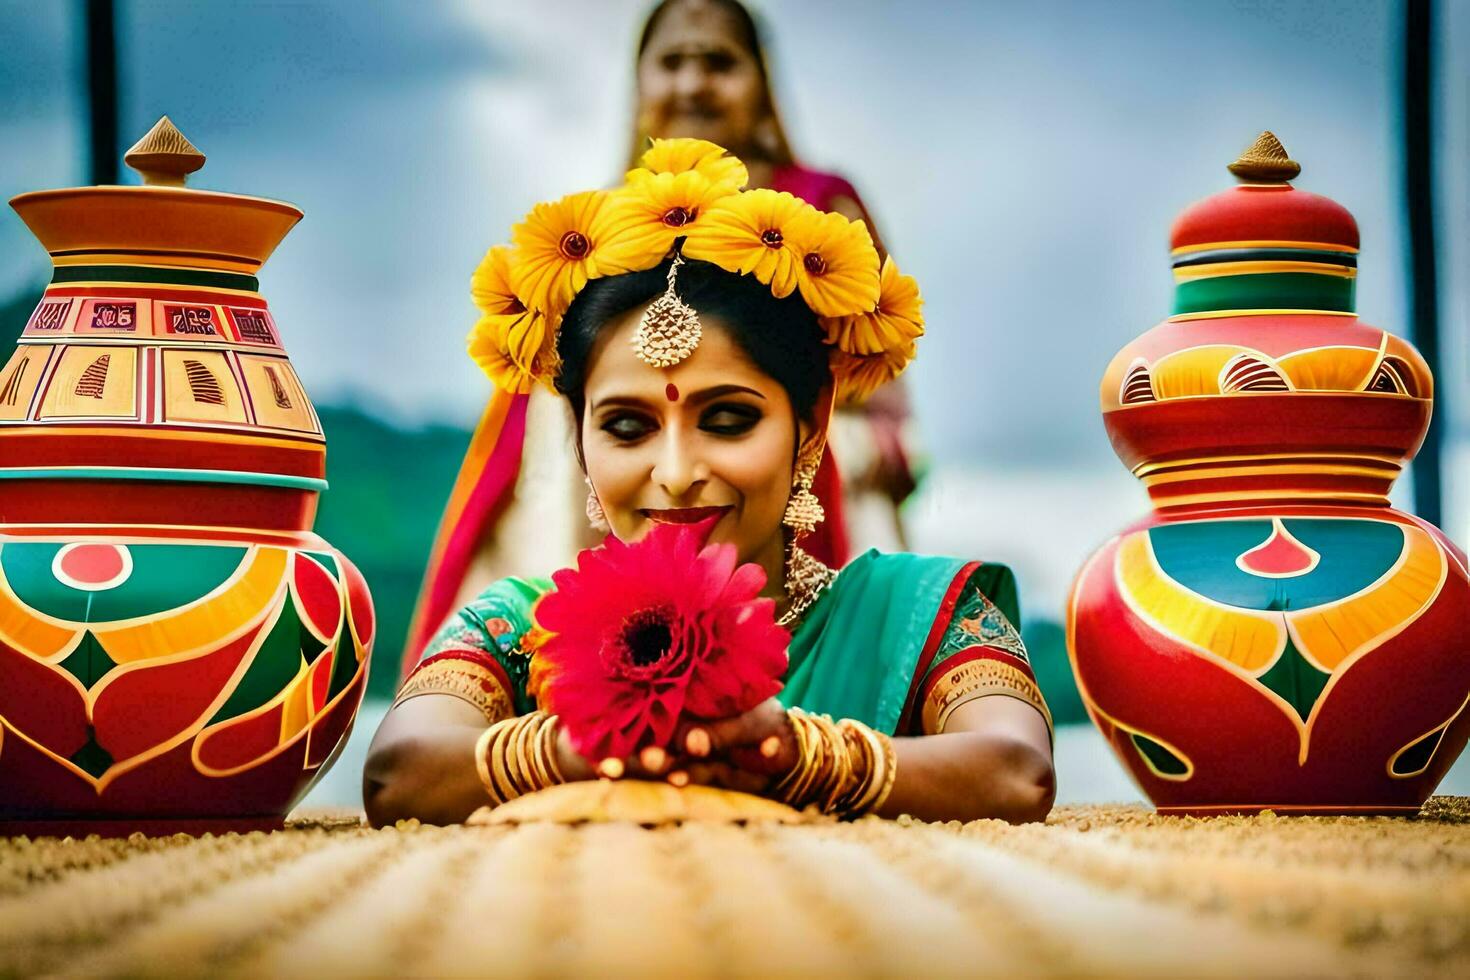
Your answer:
[1,0,1465,601]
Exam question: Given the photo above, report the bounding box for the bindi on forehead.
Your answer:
[665,383,680,403]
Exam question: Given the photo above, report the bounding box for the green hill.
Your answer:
[313,404,470,699]
[1022,619,1089,726]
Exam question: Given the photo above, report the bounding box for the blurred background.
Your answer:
[1,0,1465,806]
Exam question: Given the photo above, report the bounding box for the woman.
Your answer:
[401,0,916,676]
[366,140,1053,826]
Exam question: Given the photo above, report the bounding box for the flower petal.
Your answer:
[532,520,788,757]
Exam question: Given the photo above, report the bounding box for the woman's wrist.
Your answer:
[475,711,568,805]
[772,708,896,817]
[553,725,594,783]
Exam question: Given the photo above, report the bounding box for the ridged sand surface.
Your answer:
[1,798,1466,978]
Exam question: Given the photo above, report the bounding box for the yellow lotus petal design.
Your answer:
[94,546,288,665]
[1287,524,1444,673]
[1277,346,1379,391]
[1116,531,1285,673]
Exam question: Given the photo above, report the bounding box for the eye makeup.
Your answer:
[700,402,761,435]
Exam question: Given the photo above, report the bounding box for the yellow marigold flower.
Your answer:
[507,190,616,320]
[470,245,526,317]
[821,255,924,356]
[680,188,816,299]
[831,341,915,404]
[466,306,550,395]
[598,170,740,274]
[788,210,881,318]
[525,614,558,697]
[627,137,748,193]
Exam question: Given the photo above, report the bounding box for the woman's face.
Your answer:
[636,0,766,154]
[581,305,805,567]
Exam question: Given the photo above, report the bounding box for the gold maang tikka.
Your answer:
[633,252,702,368]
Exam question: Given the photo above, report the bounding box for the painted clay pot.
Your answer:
[0,118,372,835]
[1067,133,1469,816]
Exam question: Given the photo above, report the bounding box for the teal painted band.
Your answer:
[0,466,326,491]
[1173,272,1355,315]
[50,265,260,292]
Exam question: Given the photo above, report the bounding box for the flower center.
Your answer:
[559,231,590,259]
[760,228,784,248]
[662,206,693,227]
[619,607,674,668]
[803,252,826,275]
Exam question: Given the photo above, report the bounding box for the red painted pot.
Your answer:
[1066,134,1469,816]
[0,118,372,835]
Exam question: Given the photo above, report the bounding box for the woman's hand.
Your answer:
[552,699,797,795]
[552,727,680,783]
[670,698,798,795]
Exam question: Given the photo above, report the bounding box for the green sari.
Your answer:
[396,550,1051,739]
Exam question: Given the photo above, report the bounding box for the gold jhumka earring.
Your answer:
[585,476,609,533]
[633,252,702,368]
[781,448,825,535]
[778,444,836,628]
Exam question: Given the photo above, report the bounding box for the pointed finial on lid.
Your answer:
[124,116,206,187]
[1228,131,1300,183]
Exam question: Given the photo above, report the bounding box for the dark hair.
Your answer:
[556,258,829,426]
[638,0,762,60]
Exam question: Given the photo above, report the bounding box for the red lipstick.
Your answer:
[640,506,732,526]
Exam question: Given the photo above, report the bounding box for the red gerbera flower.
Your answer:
[530,521,789,763]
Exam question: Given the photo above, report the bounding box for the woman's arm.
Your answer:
[363,694,497,827]
[365,689,657,827]
[676,693,1054,825]
[878,696,1055,824]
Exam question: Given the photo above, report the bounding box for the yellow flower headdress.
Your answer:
[467,138,922,401]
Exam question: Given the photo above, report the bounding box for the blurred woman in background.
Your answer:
[634,0,919,562]
[401,0,918,676]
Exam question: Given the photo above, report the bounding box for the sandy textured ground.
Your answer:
[1,799,1466,978]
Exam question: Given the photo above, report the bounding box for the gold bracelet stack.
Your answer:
[474,711,565,806]
[773,708,897,818]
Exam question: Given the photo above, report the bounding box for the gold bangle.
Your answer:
[524,715,546,792]
[870,728,898,814]
[776,710,896,818]
[840,720,887,814]
[821,718,852,814]
[490,718,520,803]
[833,721,869,813]
[540,714,565,785]
[772,708,811,803]
[474,725,499,803]
[512,713,539,797]
[476,712,566,808]
[789,712,826,808]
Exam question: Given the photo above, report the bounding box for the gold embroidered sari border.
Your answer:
[393,658,514,724]
[922,657,1054,737]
